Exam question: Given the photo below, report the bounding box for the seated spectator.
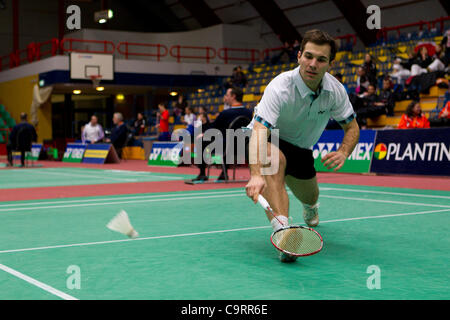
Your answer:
[7,112,37,167]
[225,66,247,89]
[355,67,370,94]
[410,44,448,76]
[363,53,377,85]
[82,115,104,144]
[292,39,301,58]
[132,112,147,136]
[429,100,450,127]
[105,112,129,156]
[390,58,411,86]
[398,101,430,129]
[379,77,396,116]
[271,41,295,65]
[183,106,196,136]
[195,107,211,127]
[411,46,433,76]
[190,86,252,182]
[155,102,171,141]
[354,84,387,128]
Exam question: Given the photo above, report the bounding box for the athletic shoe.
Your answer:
[303,204,319,227]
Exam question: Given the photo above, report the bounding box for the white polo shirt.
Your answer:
[248,66,355,149]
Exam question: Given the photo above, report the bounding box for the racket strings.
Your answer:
[272,227,322,256]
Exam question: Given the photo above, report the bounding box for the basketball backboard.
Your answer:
[70,52,114,80]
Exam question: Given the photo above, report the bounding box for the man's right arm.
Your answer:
[246,120,270,203]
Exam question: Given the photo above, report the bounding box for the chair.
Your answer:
[119,132,134,161]
[206,115,252,182]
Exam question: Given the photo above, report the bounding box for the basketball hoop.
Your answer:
[90,75,103,88]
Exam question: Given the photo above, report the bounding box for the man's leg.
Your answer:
[6,144,13,166]
[285,175,320,226]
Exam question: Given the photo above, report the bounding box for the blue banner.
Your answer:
[370,128,450,176]
[82,144,112,164]
[313,130,376,173]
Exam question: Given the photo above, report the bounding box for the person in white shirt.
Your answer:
[82,115,104,144]
[245,29,360,262]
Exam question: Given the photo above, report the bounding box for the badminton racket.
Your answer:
[257,194,323,257]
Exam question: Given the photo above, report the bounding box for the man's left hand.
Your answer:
[321,151,347,171]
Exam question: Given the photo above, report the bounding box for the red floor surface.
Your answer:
[0,160,449,201]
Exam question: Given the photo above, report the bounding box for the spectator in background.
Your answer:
[105,112,129,156]
[132,112,147,136]
[82,114,104,144]
[156,102,171,141]
[195,106,211,126]
[354,84,387,128]
[363,53,377,85]
[379,77,395,116]
[7,112,37,167]
[183,106,196,136]
[411,46,433,76]
[226,66,247,89]
[174,94,187,117]
[292,39,301,58]
[390,57,411,86]
[398,100,430,129]
[429,99,450,127]
[355,66,370,94]
[190,86,252,182]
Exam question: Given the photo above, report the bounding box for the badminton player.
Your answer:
[245,29,360,262]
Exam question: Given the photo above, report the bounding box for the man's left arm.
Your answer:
[321,118,360,171]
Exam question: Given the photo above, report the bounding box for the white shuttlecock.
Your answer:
[106,210,139,238]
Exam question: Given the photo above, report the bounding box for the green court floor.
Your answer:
[0,185,449,299]
[0,167,193,189]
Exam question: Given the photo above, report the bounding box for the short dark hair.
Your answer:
[300,29,337,62]
[158,102,167,109]
[230,86,243,103]
[20,112,27,121]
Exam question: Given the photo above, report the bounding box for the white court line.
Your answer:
[0,264,78,300]
[319,187,450,200]
[1,185,448,209]
[6,168,138,182]
[0,191,449,213]
[320,195,450,209]
[0,208,449,255]
[0,189,242,208]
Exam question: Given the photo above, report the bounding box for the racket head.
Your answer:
[270,226,323,257]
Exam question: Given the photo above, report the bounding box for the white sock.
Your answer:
[271,215,289,232]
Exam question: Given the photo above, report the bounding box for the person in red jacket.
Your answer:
[156,102,171,141]
[398,101,430,129]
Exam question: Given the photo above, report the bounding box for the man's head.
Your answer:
[297,29,336,91]
[223,86,243,105]
[357,66,366,76]
[382,78,391,90]
[90,115,98,126]
[20,112,27,122]
[367,84,376,95]
[113,112,123,125]
[137,112,144,120]
[158,102,166,112]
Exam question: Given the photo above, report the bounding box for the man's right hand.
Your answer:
[245,175,266,204]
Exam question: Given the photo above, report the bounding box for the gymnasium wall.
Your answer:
[0,74,52,143]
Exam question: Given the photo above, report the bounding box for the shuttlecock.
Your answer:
[106,210,139,238]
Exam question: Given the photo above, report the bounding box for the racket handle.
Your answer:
[257,194,271,211]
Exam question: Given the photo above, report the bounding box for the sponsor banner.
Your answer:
[313,130,376,173]
[63,143,87,163]
[370,128,450,176]
[148,142,183,167]
[13,143,42,161]
[82,144,120,164]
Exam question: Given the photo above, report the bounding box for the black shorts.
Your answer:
[275,138,316,180]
